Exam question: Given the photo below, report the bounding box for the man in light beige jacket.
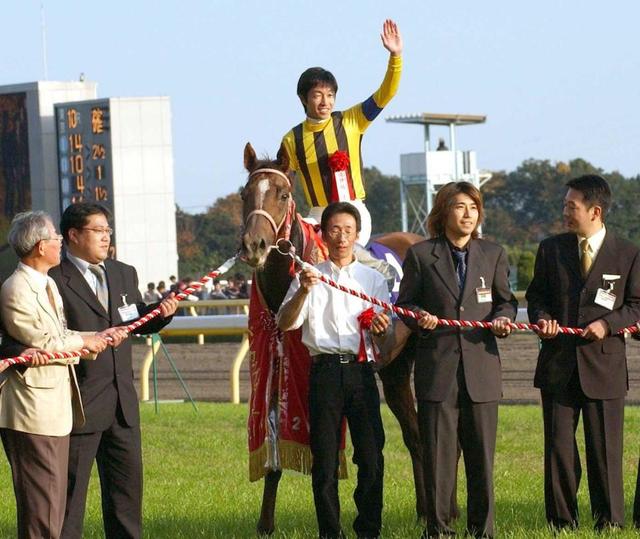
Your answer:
[0,211,126,539]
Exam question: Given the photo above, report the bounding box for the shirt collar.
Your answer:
[445,237,470,253]
[328,256,358,277]
[66,252,105,274]
[578,225,606,252]
[18,261,49,289]
[306,116,329,125]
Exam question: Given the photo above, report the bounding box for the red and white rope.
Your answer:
[293,256,640,337]
[0,255,238,372]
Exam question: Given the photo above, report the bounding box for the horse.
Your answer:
[240,142,441,535]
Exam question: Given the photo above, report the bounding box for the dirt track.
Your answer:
[131,334,640,405]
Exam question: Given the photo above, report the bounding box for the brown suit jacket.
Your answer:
[396,237,517,403]
[526,231,640,399]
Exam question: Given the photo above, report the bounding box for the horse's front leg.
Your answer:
[257,469,282,536]
[378,352,428,523]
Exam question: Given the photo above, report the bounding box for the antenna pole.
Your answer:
[40,2,48,80]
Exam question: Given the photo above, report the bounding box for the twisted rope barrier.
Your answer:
[293,255,640,337]
[0,255,238,372]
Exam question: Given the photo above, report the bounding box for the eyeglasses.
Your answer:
[42,234,63,242]
[81,227,113,236]
[326,229,356,239]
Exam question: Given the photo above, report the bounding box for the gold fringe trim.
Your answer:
[249,441,349,482]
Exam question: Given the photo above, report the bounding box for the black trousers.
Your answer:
[541,374,624,530]
[309,359,385,539]
[61,412,143,539]
[418,362,498,539]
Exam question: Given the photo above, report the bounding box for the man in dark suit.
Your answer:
[526,174,640,530]
[49,203,178,539]
[396,181,517,539]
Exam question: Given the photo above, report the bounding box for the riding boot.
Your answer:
[354,244,398,292]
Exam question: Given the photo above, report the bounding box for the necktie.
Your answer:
[580,239,592,278]
[453,250,467,291]
[45,282,59,320]
[89,264,109,312]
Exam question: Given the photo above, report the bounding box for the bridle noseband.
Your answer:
[243,168,294,251]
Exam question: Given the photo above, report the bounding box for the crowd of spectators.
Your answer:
[142,273,250,305]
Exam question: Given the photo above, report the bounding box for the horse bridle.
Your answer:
[243,167,295,256]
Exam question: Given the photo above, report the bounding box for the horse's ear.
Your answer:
[276,143,290,173]
[244,142,257,172]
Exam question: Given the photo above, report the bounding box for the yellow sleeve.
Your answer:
[281,131,300,173]
[345,55,402,132]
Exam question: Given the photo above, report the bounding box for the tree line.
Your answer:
[175,158,640,290]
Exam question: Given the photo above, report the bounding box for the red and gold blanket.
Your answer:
[248,215,346,481]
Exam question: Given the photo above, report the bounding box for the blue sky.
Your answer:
[2,1,639,212]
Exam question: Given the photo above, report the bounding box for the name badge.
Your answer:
[117,294,139,322]
[475,276,492,304]
[594,283,616,310]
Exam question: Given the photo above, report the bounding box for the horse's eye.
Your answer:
[281,193,289,201]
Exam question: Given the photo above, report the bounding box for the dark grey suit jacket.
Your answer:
[526,231,640,399]
[396,237,517,403]
[49,257,172,433]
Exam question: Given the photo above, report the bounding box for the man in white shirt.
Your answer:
[278,202,390,539]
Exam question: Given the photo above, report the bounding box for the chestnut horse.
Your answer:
[241,142,441,535]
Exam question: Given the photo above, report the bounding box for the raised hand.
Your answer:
[381,19,403,56]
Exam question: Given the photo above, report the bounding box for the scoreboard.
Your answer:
[56,100,116,251]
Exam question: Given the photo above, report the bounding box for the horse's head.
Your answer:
[240,142,294,268]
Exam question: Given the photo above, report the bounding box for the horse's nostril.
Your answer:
[259,238,266,251]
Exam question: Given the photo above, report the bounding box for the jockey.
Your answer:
[281,19,403,287]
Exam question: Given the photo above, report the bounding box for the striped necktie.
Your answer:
[89,264,109,312]
[580,239,593,278]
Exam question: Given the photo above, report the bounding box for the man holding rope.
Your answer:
[527,175,640,531]
[278,201,391,539]
[396,181,517,539]
[50,203,178,539]
[281,19,402,286]
[0,211,115,539]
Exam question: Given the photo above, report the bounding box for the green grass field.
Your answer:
[1,403,639,538]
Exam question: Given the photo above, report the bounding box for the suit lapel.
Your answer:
[559,233,582,283]
[15,266,58,325]
[104,259,122,323]
[462,239,484,303]
[61,257,110,321]
[432,238,460,300]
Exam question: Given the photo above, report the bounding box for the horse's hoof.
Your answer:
[257,524,274,537]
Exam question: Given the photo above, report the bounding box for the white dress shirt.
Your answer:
[278,258,389,357]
